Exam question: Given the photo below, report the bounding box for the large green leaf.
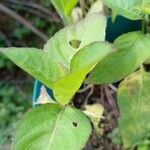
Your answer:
[13,104,92,150]
[44,14,107,69]
[88,32,150,84]
[50,0,78,23]
[118,69,150,148]
[103,0,144,20]
[0,48,66,88]
[53,42,113,105]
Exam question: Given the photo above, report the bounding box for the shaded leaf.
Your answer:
[13,104,92,150]
[118,69,150,148]
[88,32,150,84]
[108,128,122,145]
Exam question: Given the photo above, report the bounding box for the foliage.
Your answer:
[0,84,31,144]
[88,32,150,84]
[50,0,78,24]
[13,104,91,150]
[0,14,112,106]
[0,0,150,149]
[118,69,150,148]
[103,0,150,20]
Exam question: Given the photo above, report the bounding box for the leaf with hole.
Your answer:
[44,14,107,69]
[88,32,150,84]
[118,69,150,148]
[0,14,109,105]
[53,42,113,105]
[13,104,92,150]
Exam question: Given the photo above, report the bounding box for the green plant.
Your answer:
[0,84,31,145]
[0,0,150,149]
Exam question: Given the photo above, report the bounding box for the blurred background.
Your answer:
[0,0,63,149]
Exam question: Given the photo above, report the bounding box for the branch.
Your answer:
[0,4,48,41]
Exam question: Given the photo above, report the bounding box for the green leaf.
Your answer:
[0,14,108,105]
[88,32,150,84]
[53,42,113,105]
[13,104,92,150]
[103,0,144,20]
[53,65,93,105]
[71,41,114,71]
[118,69,150,148]
[108,128,122,145]
[50,0,78,23]
[44,14,107,69]
[135,0,150,15]
[0,48,66,88]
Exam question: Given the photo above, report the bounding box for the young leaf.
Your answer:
[44,14,107,69]
[53,65,93,105]
[13,104,92,150]
[0,48,66,88]
[50,0,78,23]
[118,69,150,148]
[103,0,143,20]
[71,41,114,72]
[88,32,150,84]
[53,42,113,105]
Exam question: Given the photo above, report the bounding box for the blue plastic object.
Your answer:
[32,16,142,105]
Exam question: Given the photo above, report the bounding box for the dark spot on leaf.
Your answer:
[72,122,78,127]
[69,40,81,49]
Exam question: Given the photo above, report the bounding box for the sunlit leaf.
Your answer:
[50,0,78,23]
[44,14,107,69]
[53,42,113,105]
[88,32,150,84]
[118,69,150,148]
[0,14,108,105]
[13,104,92,150]
[0,48,66,88]
[71,42,114,72]
[103,0,144,20]
[135,0,150,15]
